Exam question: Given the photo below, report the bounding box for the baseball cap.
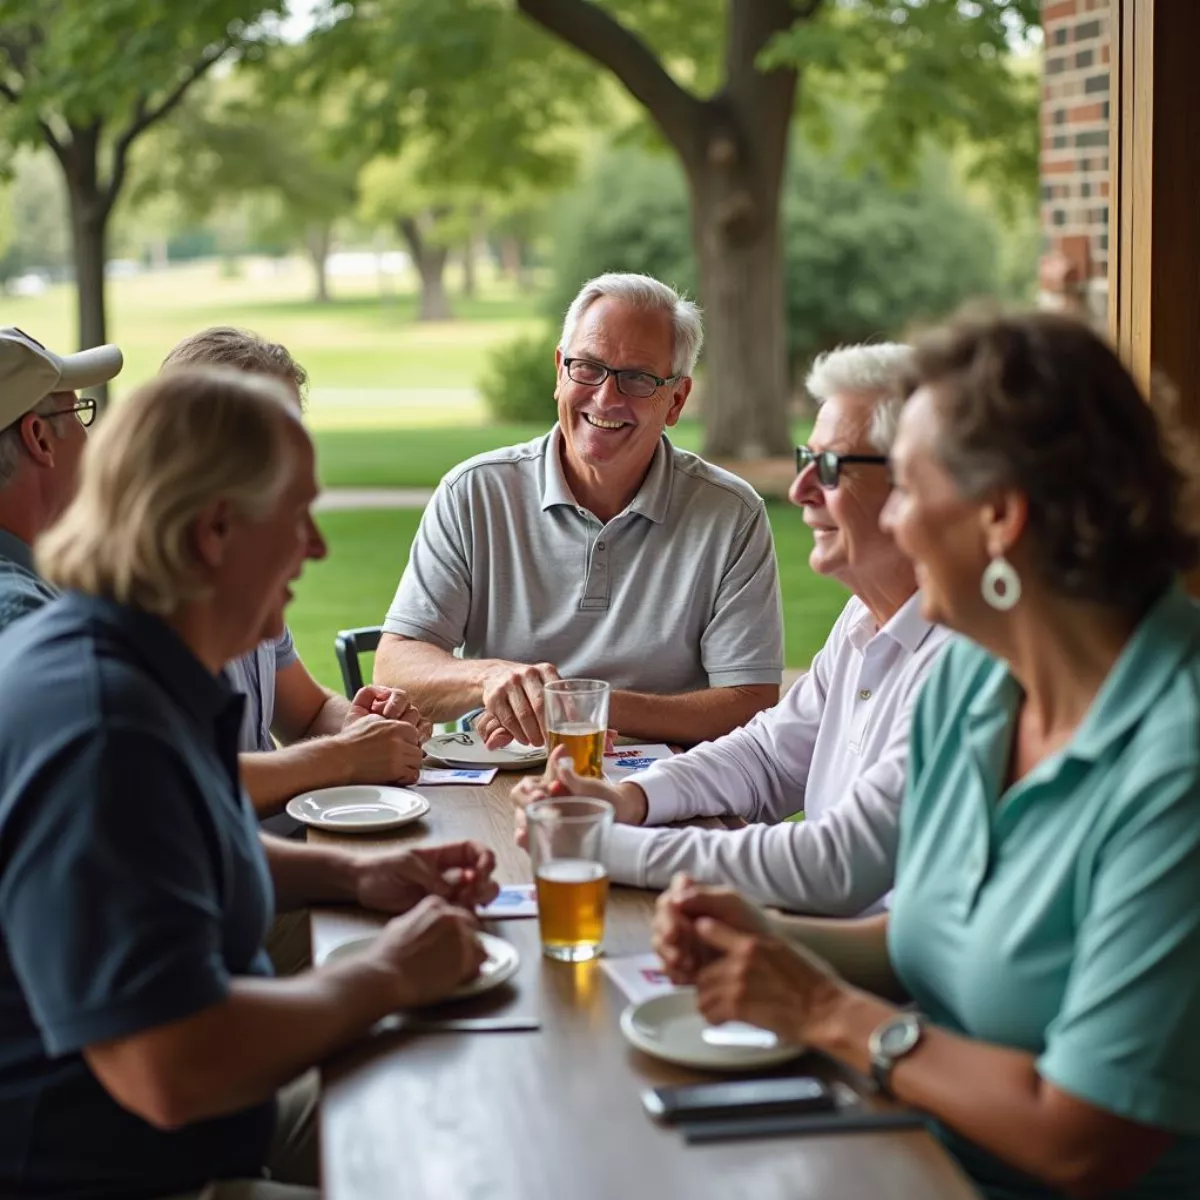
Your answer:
[0,327,124,430]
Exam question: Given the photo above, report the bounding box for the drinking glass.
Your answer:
[543,679,609,778]
[526,797,613,962]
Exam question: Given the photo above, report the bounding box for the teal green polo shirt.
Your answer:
[890,586,1200,1200]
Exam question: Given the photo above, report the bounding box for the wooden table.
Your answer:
[310,773,979,1200]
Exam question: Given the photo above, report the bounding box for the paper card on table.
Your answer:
[477,883,538,919]
[418,766,498,786]
[603,744,673,781]
[600,952,680,1004]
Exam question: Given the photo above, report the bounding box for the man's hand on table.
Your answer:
[354,841,500,914]
[511,745,648,849]
[332,686,427,785]
[347,684,434,743]
[478,661,561,748]
[370,895,489,1008]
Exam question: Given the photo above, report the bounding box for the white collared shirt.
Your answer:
[602,593,950,915]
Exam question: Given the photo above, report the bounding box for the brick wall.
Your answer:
[1039,0,1110,321]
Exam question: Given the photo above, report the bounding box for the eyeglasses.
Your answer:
[562,357,681,399]
[795,445,889,489]
[42,398,97,428]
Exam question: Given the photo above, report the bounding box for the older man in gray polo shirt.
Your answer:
[375,273,783,747]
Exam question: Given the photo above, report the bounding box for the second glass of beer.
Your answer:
[527,797,613,961]
[542,679,609,778]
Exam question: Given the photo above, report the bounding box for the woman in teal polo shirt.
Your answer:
[653,311,1200,1199]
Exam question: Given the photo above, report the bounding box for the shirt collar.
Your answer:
[1068,584,1200,761]
[540,425,673,525]
[0,528,36,573]
[69,592,240,728]
[963,584,1200,764]
[846,591,936,655]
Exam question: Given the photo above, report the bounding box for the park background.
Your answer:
[0,0,1052,691]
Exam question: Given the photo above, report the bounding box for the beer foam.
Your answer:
[536,858,607,885]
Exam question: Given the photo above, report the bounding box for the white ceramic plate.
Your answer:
[285,785,431,832]
[324,931,520,1002]
[619,989,805,1072]
[423,731,547,770]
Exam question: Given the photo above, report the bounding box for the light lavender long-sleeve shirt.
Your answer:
[601,594,950,916]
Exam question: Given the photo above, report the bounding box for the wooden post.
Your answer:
[1109,0,1200,591]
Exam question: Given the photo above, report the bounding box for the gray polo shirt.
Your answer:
[384,427,784,696]
[0,529,58,636]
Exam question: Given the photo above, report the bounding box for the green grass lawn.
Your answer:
[290,502,847,690]
[0,260,542,425]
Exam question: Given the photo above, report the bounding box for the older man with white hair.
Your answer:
[514,343,950,917]
[375,272,784,746]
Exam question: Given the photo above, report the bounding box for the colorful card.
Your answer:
[418,766,498,786]
[477,883,538,919]
[600,951,680,1003]
[602,744,673,781]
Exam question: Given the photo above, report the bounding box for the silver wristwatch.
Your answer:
[867,1009,924,1095]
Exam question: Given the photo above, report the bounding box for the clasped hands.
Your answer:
[650,873,846,1048]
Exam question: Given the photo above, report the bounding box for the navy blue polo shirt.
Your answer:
[0,593,277,1199]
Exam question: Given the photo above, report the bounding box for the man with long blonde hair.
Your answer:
[0,367,496,1200]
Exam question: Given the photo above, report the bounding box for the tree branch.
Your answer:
[104,38,234,210]
[516,0,705,164]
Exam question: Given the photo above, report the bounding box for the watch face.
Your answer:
[879,1016,920,1056]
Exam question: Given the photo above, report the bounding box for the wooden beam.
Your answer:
[1109,0,1200,592]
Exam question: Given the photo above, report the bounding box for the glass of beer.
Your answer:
[543,679,609,778]
[527,797,613,962]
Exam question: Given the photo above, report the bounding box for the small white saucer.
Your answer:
[423,731,547,770]
[325,931,520,1002]
[619,990,804,1072]
[285,785,430,832]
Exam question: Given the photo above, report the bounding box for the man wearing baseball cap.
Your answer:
[0,327,123,633]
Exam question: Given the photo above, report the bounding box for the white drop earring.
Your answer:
[981,555,1021,611]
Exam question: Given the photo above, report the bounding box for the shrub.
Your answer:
[478,325,560,423]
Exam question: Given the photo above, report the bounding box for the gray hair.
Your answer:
[0,397,72,489]
[559,273,704,377]
[805,343,914,453]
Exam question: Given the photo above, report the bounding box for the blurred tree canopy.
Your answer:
[0,0,289,397]
[137,60,363,304]
[506,0,1038,458]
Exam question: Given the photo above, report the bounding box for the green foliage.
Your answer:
[781,147,1000,365]
[477,326,560,423]
[546,145,696,318]
[763,0,1041,213]
[0,150,69,281]
[0,0,287,148]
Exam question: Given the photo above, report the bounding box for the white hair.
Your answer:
[559,273,704,377]
[805,343,914,453]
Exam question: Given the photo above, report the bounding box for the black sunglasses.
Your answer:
[795,445,889,489]
[42,398,97,428]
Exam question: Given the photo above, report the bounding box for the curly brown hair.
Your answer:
[906,309,1200,616]
[161,327,308,409]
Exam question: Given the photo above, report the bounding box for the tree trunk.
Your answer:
[460,237,477,300]
[690,166,791,458]
[62,138,112,406]
[397,213,452,322]
[305,224,333,304]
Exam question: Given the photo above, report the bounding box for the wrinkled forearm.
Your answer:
[610,684,777,746]
[373,637,496,723]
